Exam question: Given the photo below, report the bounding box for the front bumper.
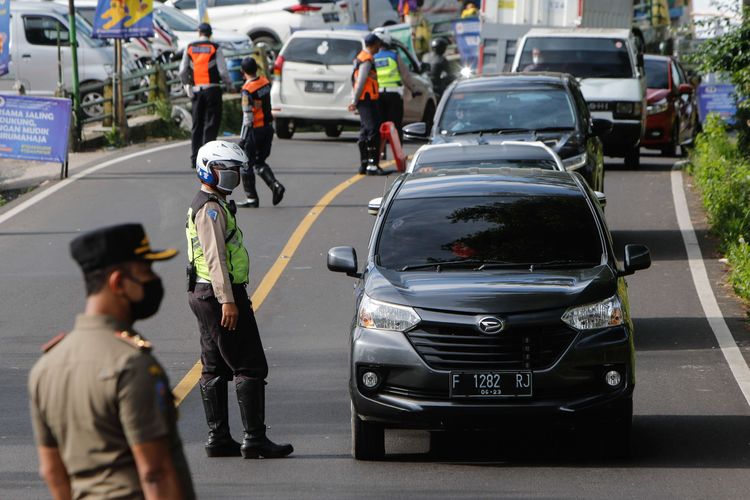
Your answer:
[642,111,674,148]
[350,325,634,430]
[590,112,643,156]
[272,103,361,124]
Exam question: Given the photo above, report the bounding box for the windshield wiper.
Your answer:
[529,260,599,270]
[533,126,575,132]
[400,259,529,271]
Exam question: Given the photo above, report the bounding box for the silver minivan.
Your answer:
[0,2,119,115]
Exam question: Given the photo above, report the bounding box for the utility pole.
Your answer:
[363,0,369,26]
[67,0,81,149]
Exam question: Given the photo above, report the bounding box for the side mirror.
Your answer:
[592,118,613,137]
[622,244,651,276]
[368,197,382,216]
[327,246,361,278]
[420,61,431,73]
[403,122,428,142]
[678,83,694,95]
[594,191,606,208]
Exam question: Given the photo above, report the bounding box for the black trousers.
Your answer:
[188,283,268,383]
[191,87,223,167]
[378,91,404,142]
[243,125,274,168]
[356,97,381,144]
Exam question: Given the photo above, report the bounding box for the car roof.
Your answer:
[14,1,69,13]
[453,73,571,91]
[413,143,557,164]
[524,28,633,39]
[396,170,584,200]
[289,30,367,41]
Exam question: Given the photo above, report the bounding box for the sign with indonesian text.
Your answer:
[0,96,72,164]
[93,0,154,39]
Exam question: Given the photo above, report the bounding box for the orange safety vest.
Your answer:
[187,41,220,86]
[242,76,272,128]
[352,50,379,101]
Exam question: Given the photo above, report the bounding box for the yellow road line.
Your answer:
[172,168,380,405]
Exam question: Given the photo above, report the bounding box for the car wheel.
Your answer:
[81,88,105,119]
[421,100,436,131]
[351,402,384,461]
[275,118,295,139]
[624,146,640,169]
[661,121,679,157]
[325,124,343,138]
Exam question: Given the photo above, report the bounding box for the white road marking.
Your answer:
[0,141,189,227]
[671,167,750,407]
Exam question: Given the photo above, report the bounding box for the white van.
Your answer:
[0,2,119,116]
[511,28,646,168]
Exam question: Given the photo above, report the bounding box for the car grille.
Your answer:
[405,323,577,371]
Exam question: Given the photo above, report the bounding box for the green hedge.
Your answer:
[689,114,750,302]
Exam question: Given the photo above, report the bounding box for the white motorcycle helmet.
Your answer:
[196,140,248,195]
[373,29,392,47]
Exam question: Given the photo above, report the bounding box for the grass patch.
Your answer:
[688,114,750,302]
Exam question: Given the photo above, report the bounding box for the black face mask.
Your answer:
[127,277,164,321]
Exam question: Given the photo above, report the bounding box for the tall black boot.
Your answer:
[357,140,368,175]
[256,165,285,206]
[236,378,293,459]
[237,164,259,208]
[200,377,241,457]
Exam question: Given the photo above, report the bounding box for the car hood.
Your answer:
[579,78,643,101]
[646,88,670,103]
[431,130,575,154]
[365,265,617,314]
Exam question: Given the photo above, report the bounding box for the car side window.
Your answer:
[670,61,681,89]
[675,61,688,86]
[570,85,590,131]
[174,0,197,9]
[23,15,70,46]
[396,46,417,73]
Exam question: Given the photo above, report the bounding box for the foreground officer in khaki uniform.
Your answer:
[187,140,293,459]
[28,224,195,500]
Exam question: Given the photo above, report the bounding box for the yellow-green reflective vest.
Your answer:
[186,191,249,284]
[375,50,402,89]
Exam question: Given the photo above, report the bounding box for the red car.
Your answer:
[642,55,699,156]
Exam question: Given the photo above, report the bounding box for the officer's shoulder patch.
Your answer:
[206,208,219,221]
[41,332,66,353]
[114,331,153,352]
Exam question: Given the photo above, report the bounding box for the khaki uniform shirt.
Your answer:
[28,314,195,500]
[194,187,235,304]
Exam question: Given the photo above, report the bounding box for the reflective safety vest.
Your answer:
[352,50,379,101]
[187,41,221,86]
[374,49,402,89]
[242,76,273,128]
[186,191,249,284]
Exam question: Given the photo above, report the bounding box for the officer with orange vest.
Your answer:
[236,57,285,208]
[348,33,386,175]
[179,23,234,170]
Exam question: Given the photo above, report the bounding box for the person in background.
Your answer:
[374,32,419,145]
[424,37,454,101]
[523,47,548,72]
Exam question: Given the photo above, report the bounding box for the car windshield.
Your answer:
[644,58,669,89]
[438,88,577,135]
[377,195,603,271]
[412,159,559,173]
[155,6,199,32]
[519,37,634,79]
[282,37,362,66]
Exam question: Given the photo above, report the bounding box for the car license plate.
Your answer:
[449,371,532,398]
[305,81,334,94]
[323,12,340,23]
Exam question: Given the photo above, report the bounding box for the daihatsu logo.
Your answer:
[477,316,504,335]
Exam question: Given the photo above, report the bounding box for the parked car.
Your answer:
[271,29,436,139]
[403,73,610,193]
[167,0,350,60]
[642,54,699,157]
[328,168,651,460]
[153,4,253,55]
[0,2,136,117]
[407,141,566,174]
[511,28,646,169]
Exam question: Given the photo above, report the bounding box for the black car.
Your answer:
[403,74,612,193]
[328,169,650,460]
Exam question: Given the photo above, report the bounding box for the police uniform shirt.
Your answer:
[28,314,195,500]
[193,188,237,304]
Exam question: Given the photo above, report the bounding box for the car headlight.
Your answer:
[614,102,642,119]
[358,295,421,332]
[647,98,669,115]
[562,152,587,171]
[561,295,624,330]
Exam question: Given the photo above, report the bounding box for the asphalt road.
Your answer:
[1,134,749,499]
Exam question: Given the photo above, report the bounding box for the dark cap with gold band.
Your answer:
[70,223,178,273]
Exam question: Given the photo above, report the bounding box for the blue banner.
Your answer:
[453,19,480,70]
[0,96,72,164]
[697,84,737,125]
[92,0,154,39]
[0,0,9,77]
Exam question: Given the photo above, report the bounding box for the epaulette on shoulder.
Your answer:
[41,332,66,353]
[114,331,153,352]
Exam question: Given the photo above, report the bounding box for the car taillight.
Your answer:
[284,4,322,13]
[274,55,285,78]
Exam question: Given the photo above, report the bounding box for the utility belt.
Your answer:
[380,86,404,95]
[192,83,221,92]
